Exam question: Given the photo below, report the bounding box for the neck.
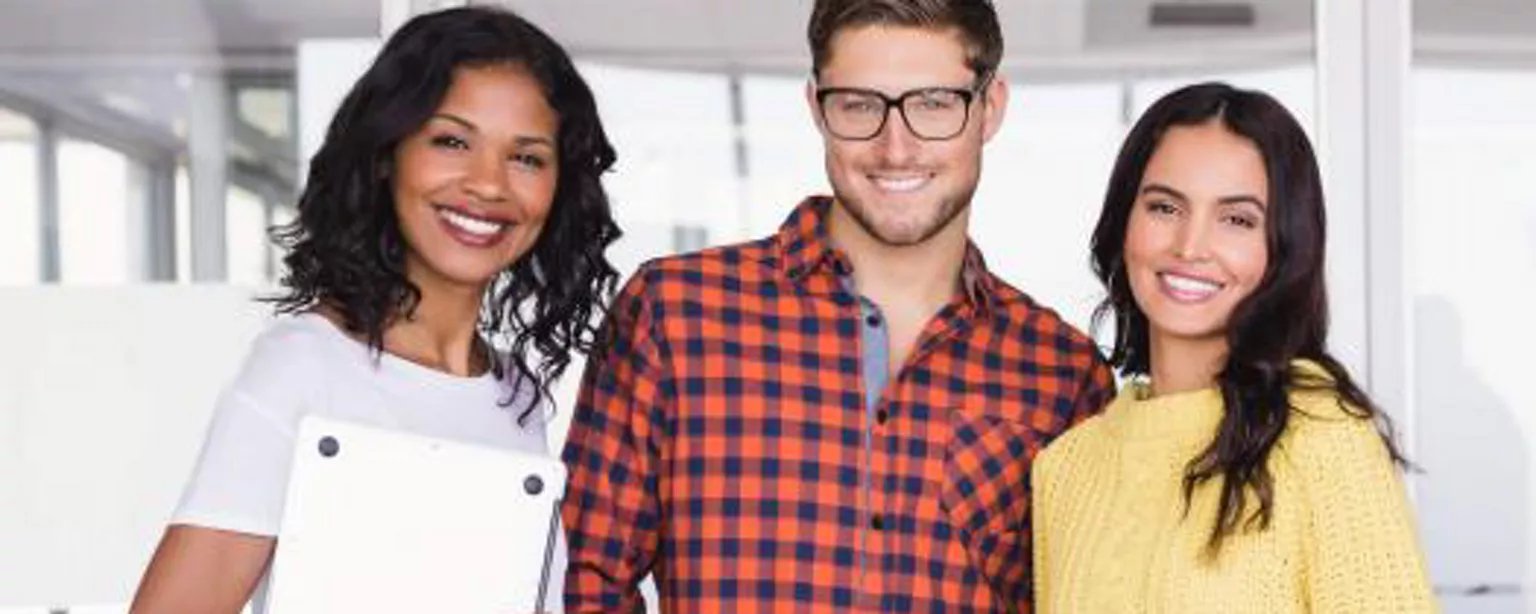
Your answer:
[828,203,969,314]
[1147,332,1228,396]
[383,267,488,377]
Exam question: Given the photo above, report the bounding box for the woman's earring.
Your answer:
[529,254,548,286]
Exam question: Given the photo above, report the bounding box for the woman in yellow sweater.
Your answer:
[1031,82,1437,613]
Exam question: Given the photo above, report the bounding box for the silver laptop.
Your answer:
[265,415,565,613]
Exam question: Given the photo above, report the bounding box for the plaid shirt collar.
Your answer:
[776,195,1003,316]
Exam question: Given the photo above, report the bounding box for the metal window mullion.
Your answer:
[145,156,178,281]
[188,71,229,282]
[1316,0,1415,455]
[728,71,751,239]
[37,114,60,283]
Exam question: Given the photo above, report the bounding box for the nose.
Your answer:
[1174,217,1212,261]
[872,106,919,166]
[462,150,509,202]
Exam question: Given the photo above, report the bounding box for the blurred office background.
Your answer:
[0,0,1532,612]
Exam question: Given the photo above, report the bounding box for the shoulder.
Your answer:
[240,315,334,373]
[1277,361,1397,476]
[608,236,783,324]
[629,236,781,291]
[226,314,344,407]
[991,277,1100,358]
[1281,398,1389,461]
[1283,360,1377,431]
[983,276,1109,391]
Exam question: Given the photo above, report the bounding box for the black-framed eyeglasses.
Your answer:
[815,76,991,141]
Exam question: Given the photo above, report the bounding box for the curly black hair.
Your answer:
[268,6,621,421]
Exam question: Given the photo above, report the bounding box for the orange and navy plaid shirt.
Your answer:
[562,197,1114,613]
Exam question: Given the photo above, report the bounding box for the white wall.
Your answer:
[971,81,1129,333]
[1410,68,1536,612]
[0,286,270,609]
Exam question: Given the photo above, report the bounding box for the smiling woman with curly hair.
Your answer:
[130,6,620,613]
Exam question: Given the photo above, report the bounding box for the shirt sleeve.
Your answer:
[170,330,317,537]
[1287,396,1439,613]
[1021,343,1112,607]
[1070,351,1116,425]
[560,266,669,613]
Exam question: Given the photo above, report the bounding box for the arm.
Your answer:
[1289,401,1438,613]
[133,329,317,614]
[130,526,274,614]
[561,268,669,613]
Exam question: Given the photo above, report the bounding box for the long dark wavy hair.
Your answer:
[1089,82,1404,554]
[267,6,621,421]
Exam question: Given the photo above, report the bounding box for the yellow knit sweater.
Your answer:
[1032,362,1438,613]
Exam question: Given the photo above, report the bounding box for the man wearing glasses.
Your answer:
[562,0,1113,611]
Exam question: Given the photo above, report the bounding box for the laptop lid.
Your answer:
[266,415,565,614]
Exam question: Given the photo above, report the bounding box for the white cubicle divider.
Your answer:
[0,285,272,610]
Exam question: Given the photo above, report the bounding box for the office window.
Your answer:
[225,184,270,286]
[174,165,192,282]
[1133,66,1317,137]
[577,63,737,274]
[57,138,138,284]
[0,107,40,284]
[741,75,827,238]
[970,82,1127,331]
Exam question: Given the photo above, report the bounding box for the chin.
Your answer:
[1148,315,1229,343]
[867,220,930,245]
[418,255,510,290]
[846,199,959,247]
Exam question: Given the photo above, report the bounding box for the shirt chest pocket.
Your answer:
[938,405,1036,537]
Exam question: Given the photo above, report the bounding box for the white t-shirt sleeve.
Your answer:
[171,326,320,537]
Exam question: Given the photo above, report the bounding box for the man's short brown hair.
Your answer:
[807,0,1003,79]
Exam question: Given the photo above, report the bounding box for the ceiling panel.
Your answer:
[0,0,376,55]
[0,0,1531,74]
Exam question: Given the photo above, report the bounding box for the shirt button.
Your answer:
[876,409,889,424]
[864,313,882,328]
[871,514,885,531]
